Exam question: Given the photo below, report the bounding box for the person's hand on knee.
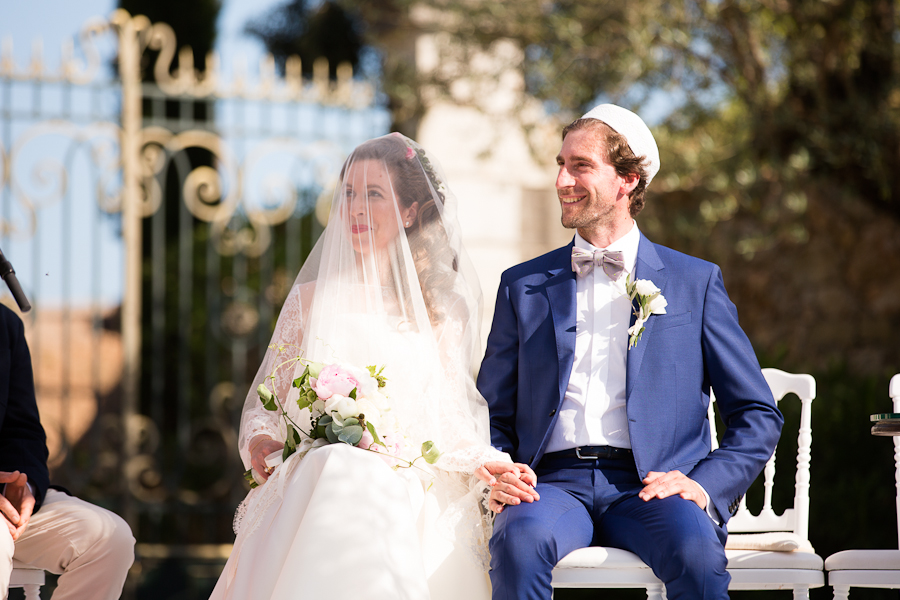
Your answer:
[0,470,34,540]
[638,470,707,509]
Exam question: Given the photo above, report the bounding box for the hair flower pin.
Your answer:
[625,274,667,349]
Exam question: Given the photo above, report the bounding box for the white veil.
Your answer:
[237,132,507,569]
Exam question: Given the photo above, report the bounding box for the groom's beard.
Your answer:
[558,187,617,230]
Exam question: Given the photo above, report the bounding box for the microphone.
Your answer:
[0,246,31,313]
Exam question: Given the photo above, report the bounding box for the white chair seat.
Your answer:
[826,549,900,571]
[555,547,651,570]
[727,549,823,570]
[553,548,660,587]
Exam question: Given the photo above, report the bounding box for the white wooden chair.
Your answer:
[552,368,823,599]
[824,373,900,599]
[8,560,45,599]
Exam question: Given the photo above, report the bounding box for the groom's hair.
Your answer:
[562,119,650,217]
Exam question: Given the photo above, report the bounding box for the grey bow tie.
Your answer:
[571,247,625,281]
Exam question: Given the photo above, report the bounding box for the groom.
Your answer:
[475,104,783,599]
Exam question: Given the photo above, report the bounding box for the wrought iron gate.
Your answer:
[0,10,386,597]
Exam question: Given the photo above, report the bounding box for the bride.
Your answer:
[210,133,526,600]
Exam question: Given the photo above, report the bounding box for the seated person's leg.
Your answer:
[600,494,729,600]
[12,489,135,600]
[0,522,13,598]
[489,479,593,600]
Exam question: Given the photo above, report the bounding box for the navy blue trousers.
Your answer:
[489,454,729,600]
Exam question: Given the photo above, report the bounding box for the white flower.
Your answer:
[648,294,668,315]
[634,279,661,297]
[311,398,326,415]
[625,275,667,349]
[323,394,359,420]
[356,397,382,429]
[628,318,646,338]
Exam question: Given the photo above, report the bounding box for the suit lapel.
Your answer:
[547,242,577,405]
[626,234,667,400]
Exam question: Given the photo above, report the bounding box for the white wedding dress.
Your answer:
[210,132,507,600]
[210,310,502,600]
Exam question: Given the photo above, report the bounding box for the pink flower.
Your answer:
[311,364,359,400]
[358,428,375,449]
[405,147,415,160]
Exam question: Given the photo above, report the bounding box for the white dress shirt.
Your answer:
[543,221,719,522]
[546,222,641,452]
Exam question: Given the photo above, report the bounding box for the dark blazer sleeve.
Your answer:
[687,266,783,522]
[0,305,50,511]
[477,271,521,456]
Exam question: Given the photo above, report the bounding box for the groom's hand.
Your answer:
[476,462,540,513]
[639,470,707,510]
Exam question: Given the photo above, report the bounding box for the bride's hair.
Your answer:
[344,135,459,327]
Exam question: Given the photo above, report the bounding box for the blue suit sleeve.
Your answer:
[477,273,520,456]
[688,266,783,522]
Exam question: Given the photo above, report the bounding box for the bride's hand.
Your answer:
[249,436,285,481]
[476,461,540,513]
[475,461,537,487]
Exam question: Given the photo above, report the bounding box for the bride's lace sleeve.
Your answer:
[431,294,512,474]
[238,282,310,469]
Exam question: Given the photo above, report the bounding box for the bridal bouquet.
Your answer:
[245,347,441,488]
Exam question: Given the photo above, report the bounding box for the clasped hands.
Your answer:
[474,463,707,514]
[0,470,35,541]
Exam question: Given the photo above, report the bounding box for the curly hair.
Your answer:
[562,118,650,217]
[344,136,458,327]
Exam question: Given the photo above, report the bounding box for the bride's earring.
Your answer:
[405,221,411,227]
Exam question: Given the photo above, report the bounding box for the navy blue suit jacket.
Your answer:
[0,304,50,511]
[477,234,783,523]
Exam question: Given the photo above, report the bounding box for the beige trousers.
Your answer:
[0,489,135,599]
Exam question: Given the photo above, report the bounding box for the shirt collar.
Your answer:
[574,220,641,275]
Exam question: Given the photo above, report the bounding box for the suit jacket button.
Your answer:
[549,409,557,417]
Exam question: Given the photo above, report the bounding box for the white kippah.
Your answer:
[580,104,660,184]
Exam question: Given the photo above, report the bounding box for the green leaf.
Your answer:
[349,387,357,400]
[292,427,302,445]
[293,365,309,388]
[296,394,313,411]
[366,421,384,447]
[258,384,278,411]
[285,424,296,451]
[325,423,339,443]
[367,365,388,388]
[243,469,259,489]
[338,425,364,446]
[282,443,296,462]
[421,441,441,464]
[307,361,326,379]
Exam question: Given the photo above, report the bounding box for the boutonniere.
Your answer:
[625,274,668,349]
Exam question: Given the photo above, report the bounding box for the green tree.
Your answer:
[245,0,365,79]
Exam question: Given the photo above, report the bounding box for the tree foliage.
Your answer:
[346,0,899,219]
[245,0,365,79]
[118,0,221,80]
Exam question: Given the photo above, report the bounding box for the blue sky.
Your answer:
[2,0,285,74]
[1,0,362,309]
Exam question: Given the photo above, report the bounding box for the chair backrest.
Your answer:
[707,368,816,539]
[891,373,900,549]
